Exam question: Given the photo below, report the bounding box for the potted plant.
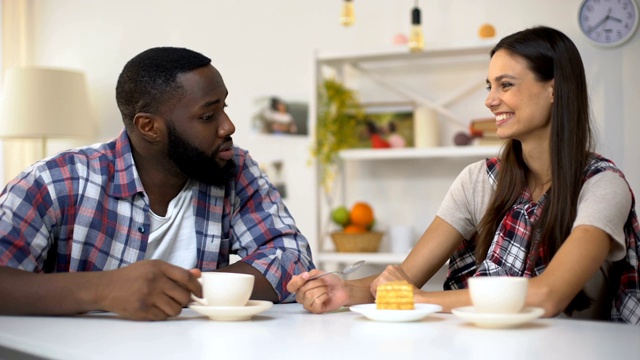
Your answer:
[312,78,364,197]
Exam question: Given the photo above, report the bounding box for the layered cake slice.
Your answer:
[376,280,415,310]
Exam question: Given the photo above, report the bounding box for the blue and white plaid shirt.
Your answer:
[0,129,314,302]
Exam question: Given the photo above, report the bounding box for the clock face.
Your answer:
[579,0,639,47]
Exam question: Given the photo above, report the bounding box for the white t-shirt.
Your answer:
[144,181,197,269]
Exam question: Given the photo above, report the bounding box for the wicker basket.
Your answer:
[330,231,383,253]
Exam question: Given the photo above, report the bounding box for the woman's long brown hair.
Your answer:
[475,26,594,268]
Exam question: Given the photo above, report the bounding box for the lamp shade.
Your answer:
[0,67,94,139]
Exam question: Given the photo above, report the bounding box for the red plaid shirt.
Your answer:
[445,155,640,324]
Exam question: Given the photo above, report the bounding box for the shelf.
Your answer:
[317,44,494,67]
[316,252,408,265]
[339,145,501,161]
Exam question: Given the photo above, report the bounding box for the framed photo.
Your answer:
[252,96,308,136]
[354,103,414,149]
[259,159,288,199]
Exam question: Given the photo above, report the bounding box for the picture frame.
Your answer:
[252,96,308,136]
[353,102,415,149]
[259,159,288,199]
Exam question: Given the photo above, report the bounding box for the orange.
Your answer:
[478,23,496,39]
[349,202,374,228]
[343,224,367,234]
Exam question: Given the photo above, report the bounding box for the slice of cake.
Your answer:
[376,280,415,310]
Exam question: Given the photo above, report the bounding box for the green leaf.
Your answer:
[311,79,364,194]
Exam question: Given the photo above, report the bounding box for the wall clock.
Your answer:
[578,0,639,47]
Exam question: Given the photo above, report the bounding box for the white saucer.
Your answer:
[188,300,273,321]
[350,303,443,322]
[451,306,544,328]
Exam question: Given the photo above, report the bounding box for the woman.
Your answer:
[287,26,640,324]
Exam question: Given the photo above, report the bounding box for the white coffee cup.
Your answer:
[389,225,414,253]
[468,276,528,314]
[192,272,254,307]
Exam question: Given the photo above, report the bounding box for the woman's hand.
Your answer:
[370,265,415,298]
[286,271,350,314]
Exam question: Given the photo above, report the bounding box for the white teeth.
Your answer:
[496,114,510,121]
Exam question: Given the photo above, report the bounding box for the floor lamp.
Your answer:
[0,67,94,179]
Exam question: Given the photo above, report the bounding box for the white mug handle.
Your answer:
[191,278,208,306]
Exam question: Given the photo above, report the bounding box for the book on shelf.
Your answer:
[475,132,505,146]
[467,117,504,146]
[469,118,497,137]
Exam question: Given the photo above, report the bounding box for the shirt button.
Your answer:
[138,226,145,233]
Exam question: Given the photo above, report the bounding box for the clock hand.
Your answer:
[587,7,614,34]
[602,13,623,33]
[587,16,610,34]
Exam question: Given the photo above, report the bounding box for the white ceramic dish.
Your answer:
[188,300,273,321]
[451,306,545,328]
[350,303,443,322]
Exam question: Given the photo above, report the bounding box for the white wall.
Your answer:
[21,0,640,253]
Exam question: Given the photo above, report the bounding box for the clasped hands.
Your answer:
[286,264,416,314]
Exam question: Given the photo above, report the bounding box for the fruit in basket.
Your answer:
[343,224,368,234]
[331,206,350,226]
[331,202,376,232]
[331,202,379,252]
[349,202,374,228]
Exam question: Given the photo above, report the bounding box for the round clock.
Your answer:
[578,0,639,47]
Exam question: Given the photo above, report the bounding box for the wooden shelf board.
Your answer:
[338,145,502,161]
[316,252,408,265]
[317,44,495,66]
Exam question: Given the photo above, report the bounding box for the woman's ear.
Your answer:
[548,79,555,103]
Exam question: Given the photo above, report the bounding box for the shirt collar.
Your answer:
[108,129,145,199]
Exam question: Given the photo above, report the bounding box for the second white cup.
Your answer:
[192,272,254,307]
[468,276,528,314]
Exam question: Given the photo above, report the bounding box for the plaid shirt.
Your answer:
[445,155,640,324]
[0,130,314,302]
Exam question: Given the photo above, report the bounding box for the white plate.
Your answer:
[350,303,443,322]
[451,306,545,328]
[188,300,273,321]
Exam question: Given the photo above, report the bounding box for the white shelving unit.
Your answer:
[311,45,499,272]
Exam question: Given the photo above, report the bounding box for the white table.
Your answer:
[0,304,638,360]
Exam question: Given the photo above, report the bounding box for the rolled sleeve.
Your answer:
[437,160,494,239]
[574,171,631,261]
[239,235,313,303]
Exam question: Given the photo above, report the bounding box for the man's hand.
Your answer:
[286,270,349,314]
[96,260,201,321]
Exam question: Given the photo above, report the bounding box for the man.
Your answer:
[0,47,314,320]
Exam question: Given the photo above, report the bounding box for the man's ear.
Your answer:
[133,112,163,142]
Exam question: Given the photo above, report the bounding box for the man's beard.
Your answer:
[166,124,236,187]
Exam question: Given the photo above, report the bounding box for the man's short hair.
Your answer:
[115,47,211,126]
